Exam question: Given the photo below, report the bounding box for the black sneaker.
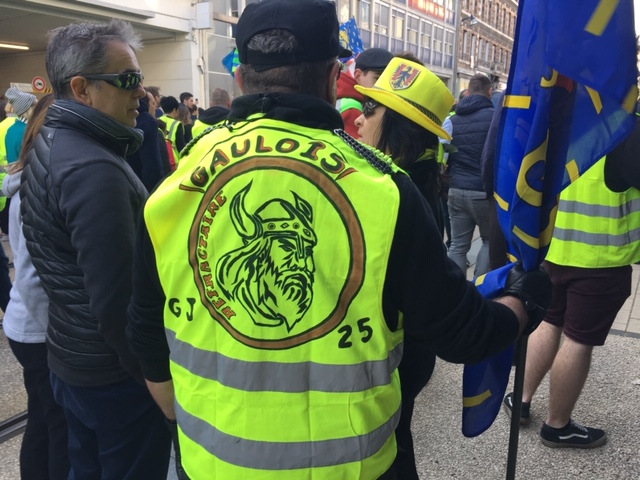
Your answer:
[540,420,607,448]
[502,392,530,427]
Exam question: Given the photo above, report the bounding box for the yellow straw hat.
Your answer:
[355,57,454,140]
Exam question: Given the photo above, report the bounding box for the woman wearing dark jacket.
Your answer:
[354,56,455,480]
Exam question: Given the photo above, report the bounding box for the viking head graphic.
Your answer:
[216,181,317,332]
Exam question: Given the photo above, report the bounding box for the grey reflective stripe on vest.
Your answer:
[558,197,640,219]
[175,401,400,470]
[167,117,178,141]
[553,225,640,247]
[166,328,402,392]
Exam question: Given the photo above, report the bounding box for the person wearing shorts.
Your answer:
[542,262,631,347]
[503,118,640,449]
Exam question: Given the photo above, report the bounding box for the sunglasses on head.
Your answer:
[362,100,379,117]
[68,72,144,90]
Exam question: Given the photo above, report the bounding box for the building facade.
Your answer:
[0,0,201,101]
[0,0,517,107]
[210,0,516,99]
[334,0,458,86]
[457,0,518,94]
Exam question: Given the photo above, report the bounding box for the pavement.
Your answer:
[1,234,639,479]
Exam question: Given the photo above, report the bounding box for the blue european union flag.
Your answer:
[222,48,240,78]
[461,0,638,438]
[339,17,364,61]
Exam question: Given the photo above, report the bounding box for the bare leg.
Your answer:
[522,321,562,404]
[546,336,592,428]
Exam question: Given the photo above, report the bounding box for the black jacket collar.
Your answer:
[229,93,345,131]
[47,99,143,157]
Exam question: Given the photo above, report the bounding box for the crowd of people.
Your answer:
[0,0,637,478]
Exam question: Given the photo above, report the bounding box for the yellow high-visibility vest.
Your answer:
[547,157,640,268]
[160,115,181,162]
[145,116,404,479]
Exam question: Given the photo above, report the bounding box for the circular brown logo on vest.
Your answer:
[189,156,364,349]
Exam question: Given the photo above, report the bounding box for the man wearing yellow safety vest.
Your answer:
[159,95,186,162]
[504,119,640,448]
[127,1,552,478]
[190,87,231,139]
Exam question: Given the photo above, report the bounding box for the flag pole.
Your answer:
[506,334,528,480]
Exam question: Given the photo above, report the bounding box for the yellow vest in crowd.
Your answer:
[547,157,640,268]
[160,115,181,162]
[0,116,17,211]
[144,116,404,479]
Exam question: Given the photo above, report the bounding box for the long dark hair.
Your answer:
[11,94,55,174]
[376,108,441,206]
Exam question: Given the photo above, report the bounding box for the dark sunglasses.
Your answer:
[362,100,379,118]
[69,72,144,90]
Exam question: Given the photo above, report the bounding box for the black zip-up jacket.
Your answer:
[127,93,520,383]
[21,99,148,387]
[449,94,495,192]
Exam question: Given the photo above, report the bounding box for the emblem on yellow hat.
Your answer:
[390,63,420,90]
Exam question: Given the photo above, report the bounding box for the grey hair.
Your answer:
[46,19,142,99]
[210,87,231,107]
[237,29,334,98]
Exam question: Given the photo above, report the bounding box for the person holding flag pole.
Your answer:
[461,0,638,477]
[128,1,555,477]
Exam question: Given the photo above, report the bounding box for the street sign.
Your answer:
[32,76,46,92]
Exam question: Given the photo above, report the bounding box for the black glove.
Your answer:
[166,418,190,480]
[503,263,552,335]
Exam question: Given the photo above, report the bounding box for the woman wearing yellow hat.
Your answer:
[354,56,455,480]
[354,56,454,234]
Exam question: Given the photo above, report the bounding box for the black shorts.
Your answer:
[543,261,631,346]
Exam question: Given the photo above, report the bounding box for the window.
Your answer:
[432,25,444,65]
[359,0,371,30]
[392,9,405,39]
[434,26,443,52]
[373,3,390,48]
[407,15,419,46]
[462,30,469,55]
[420,20,432,63]
[374,3,389,36]
[391,8,405,51]
[444,30,454,68]
[421,21,432,49]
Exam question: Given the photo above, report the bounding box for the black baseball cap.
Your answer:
[236,0,352,72]
[355,48,394,72]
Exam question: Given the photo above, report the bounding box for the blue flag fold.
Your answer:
[222,48,240,78]
[339,17,364,61]
[461,0,638,438]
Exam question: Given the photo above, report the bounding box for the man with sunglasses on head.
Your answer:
[20,19,171,479]
[127,0,551,478]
